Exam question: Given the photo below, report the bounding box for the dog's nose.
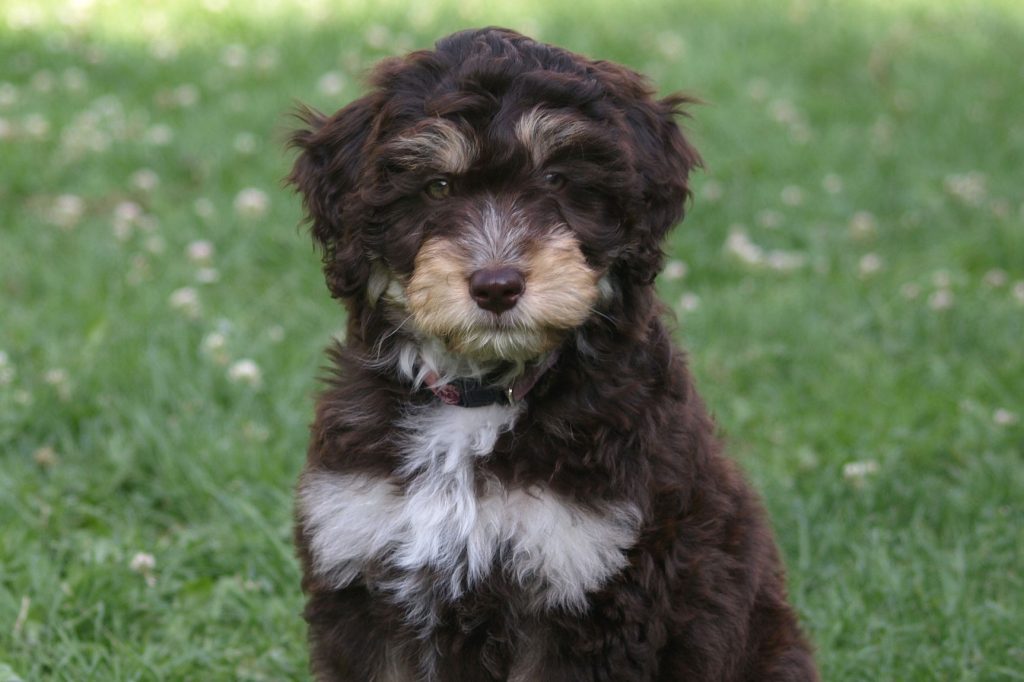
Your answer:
[469,267,525,314]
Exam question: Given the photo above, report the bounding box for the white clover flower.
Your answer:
[858,253,883,277]
[663,260,687,280]
[201,331,230,364]
[1012,281,1024,305]
[129,552,157,586]
[789,123,811,145]
[871,118,892,149]
[254,47,279,72]
[201,331,228,353]
[0,350,13,386]
[769,99,799,125]
[195,267,219,284]
[764,250,806,272]
[62,67,87,91]
[44,368,72,401]
[233,132,256,154]
[151,38,179,61]
[842,460,878,487]
[746,78,770,102]
[31,69,55,93]
[33,446,58,468]
[928,289,953,311]
[900,282,921,300]
[144,123,173,145]
[23,113,50,138]
[724,229,764,265]
[756,209,783,229]
[656,32,686,59]
[983,269,1007,288]
[931,270,952,288]
[131,168,160,191]
[678,292,700,312]
[364,24,390,49]
[50,194,85,230]
[317,71,346,97]
[699,179,723,202]
[233,188,269,219]
[849,211,877,239]
[193,197,215,219]
[144,235,165,254]
[227,359,262,387]
[822,173,843,195]
[990,199,1010,219]
[724,228,806,272]
[780,185,804,206]
[112,200,142,240]
[944,171,987,206]
[242,421,270,443]
[186,240,214,263]
[221,44,248,69]
[169,287,201,318]
[44,368,69,385]
[243,577,268,592]
[173,84,199,108]
[993,409,1018,426]
[8,4,43,29]
[0,82,17,108]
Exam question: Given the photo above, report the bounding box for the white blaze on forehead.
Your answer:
[390,119,476,174]
[462,199,529,266]
[514,107,593,166]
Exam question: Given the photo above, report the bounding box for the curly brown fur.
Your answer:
[288,27,818,681]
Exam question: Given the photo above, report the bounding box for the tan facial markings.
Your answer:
[514,107,593,167]
[518,229,600,329]
[406,222,600,362]
[389,120,477,174]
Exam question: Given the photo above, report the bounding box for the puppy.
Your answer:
[288,27,818,681]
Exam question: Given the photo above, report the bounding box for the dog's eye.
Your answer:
[424,178,451,200]
[542,171,565,189]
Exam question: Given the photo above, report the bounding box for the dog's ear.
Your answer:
[287,97,379,299]
[631,94,702,283]
[594,63,702,285]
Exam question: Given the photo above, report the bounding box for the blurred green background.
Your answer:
[1,0,1022,679]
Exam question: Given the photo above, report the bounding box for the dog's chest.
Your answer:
[299,403,640,613]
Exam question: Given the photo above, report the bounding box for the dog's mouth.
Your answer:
[436,323,557,363]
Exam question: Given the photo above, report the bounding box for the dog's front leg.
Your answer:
[507,599,665,682]
[304,585,418,682]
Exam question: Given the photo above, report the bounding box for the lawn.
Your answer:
[1,0,1022,679]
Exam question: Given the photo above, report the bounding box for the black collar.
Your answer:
[420,351,560,408]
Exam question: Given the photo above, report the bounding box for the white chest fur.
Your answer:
[299,403,640,613]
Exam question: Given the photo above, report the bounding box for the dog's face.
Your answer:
[290,28,700,363]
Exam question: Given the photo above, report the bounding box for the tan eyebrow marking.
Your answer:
[514,108,593,166]
[390,120,477,174]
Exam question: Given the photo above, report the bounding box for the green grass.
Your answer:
[2,0,1022,679]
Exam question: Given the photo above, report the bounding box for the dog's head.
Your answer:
[289,28,700,365]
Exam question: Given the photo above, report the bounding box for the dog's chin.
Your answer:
[440,324,562,363]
